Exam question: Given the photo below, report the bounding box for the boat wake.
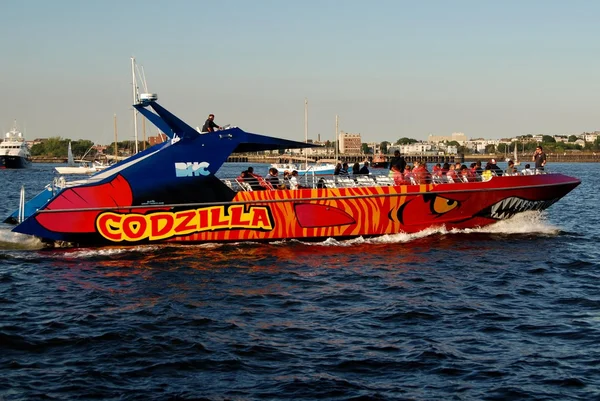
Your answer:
[0,225,44,250]
[0,212,559,255]
[297,211,559,247]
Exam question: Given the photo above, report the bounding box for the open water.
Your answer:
[0,163,598,400]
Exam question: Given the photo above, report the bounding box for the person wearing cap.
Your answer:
[486,158,503,176]
[201,114,221,132]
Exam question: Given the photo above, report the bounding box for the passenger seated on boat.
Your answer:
[201,113,220,132]
[281,170,291,189]
[340,162,349,177]
[460,165,475,182]
[522,164,534,175]
[486,159,503,176]
[289,170,301,189]
[481,165,493,181]
[505,160,518,176]
[403,165,414,185]
[266,167,285,189]
[359,161,370,175]
[390,165,404,185]
[351,162,360,176]
[334,163,342,176]
[242,167,271,190]
[446,164,459,183]
[412,160,431,184]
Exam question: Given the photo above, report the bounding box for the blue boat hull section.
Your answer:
[4,186,54,224]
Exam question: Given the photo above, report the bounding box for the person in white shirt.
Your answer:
[521,163,533,175]
[289,170,300,189]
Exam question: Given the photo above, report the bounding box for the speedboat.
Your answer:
[5,94,581,247]
[0,121,31,169]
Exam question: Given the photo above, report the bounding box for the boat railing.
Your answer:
[219,169,552,192]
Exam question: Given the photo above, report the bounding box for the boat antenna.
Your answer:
[131,56,139,155]
[137,64,149,93]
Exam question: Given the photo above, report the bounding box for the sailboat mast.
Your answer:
[131,57,139,155]
[335,115,339,162]
[142,117,146,151]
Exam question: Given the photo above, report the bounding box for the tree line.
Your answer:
[30,138,149,158]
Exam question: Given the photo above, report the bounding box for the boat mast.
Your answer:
[335,115,339,162]
[131,57,139,155]
[304,98,308,170]
[136,63,150,151]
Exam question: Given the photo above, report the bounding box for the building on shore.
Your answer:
[339,131,362,154]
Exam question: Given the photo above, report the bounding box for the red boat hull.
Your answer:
[21,173,579,246]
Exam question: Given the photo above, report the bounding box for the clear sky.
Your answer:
[1,0,599,145]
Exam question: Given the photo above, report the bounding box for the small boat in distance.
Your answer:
[371,153,389,169]
[55,142,97,175]
[0,120,31,169]
[5,93,581,247]
[506,142,521,166]
[270,160,337,176]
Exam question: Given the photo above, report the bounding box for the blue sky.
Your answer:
[1,0,599,145]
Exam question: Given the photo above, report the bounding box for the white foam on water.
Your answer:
[294,211,559,247]
[456,211,559,236]
[0,226,45,250]
[55,244,170,259]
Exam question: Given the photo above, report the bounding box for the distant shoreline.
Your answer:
[32,153,600,164]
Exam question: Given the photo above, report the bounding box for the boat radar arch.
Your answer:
[138,93,158,105]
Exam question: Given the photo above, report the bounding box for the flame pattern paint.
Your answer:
[170,184,428,243]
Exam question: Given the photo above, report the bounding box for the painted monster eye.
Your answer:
[430,196,459,215]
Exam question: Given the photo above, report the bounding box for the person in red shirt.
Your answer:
[390,165,404,185]
[446,164,459,183]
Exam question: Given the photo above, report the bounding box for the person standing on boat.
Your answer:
[389,150,406,172]
[533,146,547,172]
[201,114,221,132]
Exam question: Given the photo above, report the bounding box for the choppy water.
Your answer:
[0,163,599,400]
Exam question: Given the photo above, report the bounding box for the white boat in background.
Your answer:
[513,143,521,166]
[270,161,337,176]
[93,159,111,171]
[55,142,97,175]
[0,120,31,169]
[505,143,521,166]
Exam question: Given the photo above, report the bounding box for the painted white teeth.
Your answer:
[488,197,558,220]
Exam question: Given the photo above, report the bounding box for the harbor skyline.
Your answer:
[2,0,600,145]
